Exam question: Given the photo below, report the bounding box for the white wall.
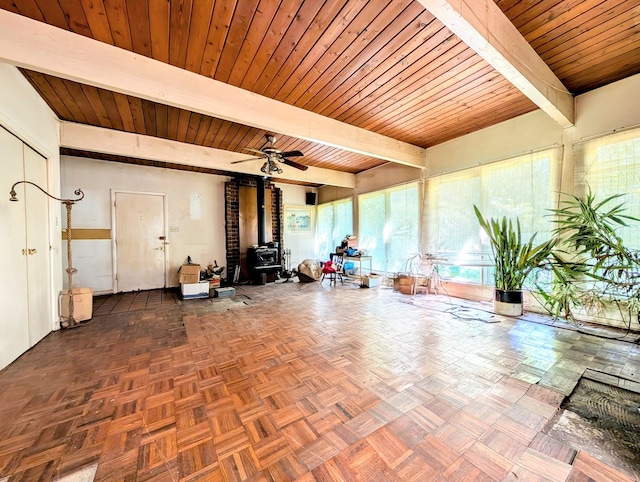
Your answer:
[61,156,229,293]
[355,163,424,195]
[319,163,421,204]
[0,63,61,360]
[275,183,317,267]
[571,72,640,140]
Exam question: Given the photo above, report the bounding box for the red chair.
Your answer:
[320,257,343,285]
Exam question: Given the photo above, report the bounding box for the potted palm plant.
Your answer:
[536,189,640,324]
[474,206,556,316]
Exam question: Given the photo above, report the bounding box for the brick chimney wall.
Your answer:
[224,176,282,283]
[272,185,284,250]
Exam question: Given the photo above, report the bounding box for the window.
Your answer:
[358,183,420,272]
[426,149,560,284]
[315,198,353,260]
[574,128,640,249]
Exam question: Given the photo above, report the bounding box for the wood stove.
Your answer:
[248,246,280,271]
[247,245,281,285]
[247,177,281,283]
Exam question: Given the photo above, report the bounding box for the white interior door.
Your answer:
[115,192,166,292]
[24,144,51,346]
[0,127,29,368]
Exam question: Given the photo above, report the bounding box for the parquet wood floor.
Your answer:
[1,282,638,481]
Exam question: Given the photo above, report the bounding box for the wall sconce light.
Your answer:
[10,181,85,328]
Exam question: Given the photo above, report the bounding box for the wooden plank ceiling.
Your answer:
[1,0,639,178]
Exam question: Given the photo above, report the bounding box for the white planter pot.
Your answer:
[493,289,523,316]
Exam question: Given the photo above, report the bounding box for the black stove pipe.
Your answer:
[257,176,267,246]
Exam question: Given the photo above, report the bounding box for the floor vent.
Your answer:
[546,370,640,479]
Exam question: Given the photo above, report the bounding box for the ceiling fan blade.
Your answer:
[244,148,266,155]
[231,156,265,164]
[279,150,304,158]
[282,158,309,171]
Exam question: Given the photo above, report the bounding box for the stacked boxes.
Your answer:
[179,265,232,300]
[179,264,200,284]
[179,264,208,299]
[181,281,209,299]
[208,276,221,296]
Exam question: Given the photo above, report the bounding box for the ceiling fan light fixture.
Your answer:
[270,160,283,175]
[260,160,282,176]
[233,134,306,175]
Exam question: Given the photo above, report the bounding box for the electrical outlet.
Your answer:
[170,226,179,232]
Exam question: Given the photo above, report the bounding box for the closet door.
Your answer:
[24,145,51,346]
[0,127,29,368]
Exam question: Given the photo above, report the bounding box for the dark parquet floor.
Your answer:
[0,282,638,481]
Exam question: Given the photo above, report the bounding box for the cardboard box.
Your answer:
[181,281,209,299]
[214,287,236,298]
[362,274,381,288]
[400,284,414,295]
[346,236,357,248]
[398,275,415,286]
[208,278,221,290]
[60,288,93,321]
[179,264,200,283]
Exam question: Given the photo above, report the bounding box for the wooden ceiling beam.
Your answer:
[0,9,425,169]
[60,121,357,188]
[416,0,574,127]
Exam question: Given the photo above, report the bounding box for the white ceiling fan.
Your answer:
[231,134,308,175]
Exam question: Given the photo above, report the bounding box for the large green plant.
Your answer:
[537,188,640,321]
[474,206,556,292]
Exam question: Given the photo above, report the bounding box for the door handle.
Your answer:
[28,248,37,255]
[154,246,164,251]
